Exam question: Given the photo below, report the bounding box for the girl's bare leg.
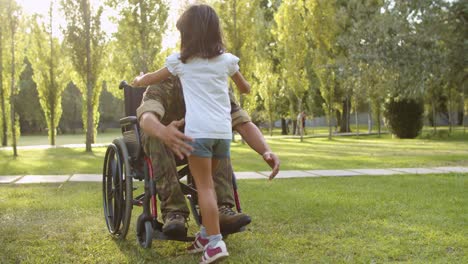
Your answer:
[188,156,220,236]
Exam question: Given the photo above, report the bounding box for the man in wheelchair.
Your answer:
[136,76,280,238]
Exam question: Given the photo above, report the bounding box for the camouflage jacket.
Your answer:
[136,76,250,128]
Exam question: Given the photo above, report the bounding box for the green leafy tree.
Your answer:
[305,0,341,139]
[61,0,106,152]
[444,0,466,131]
[104,0,169,96]
[16,57,45,134]
[214,0,261,111]
[274,0,309,141]
[59,82,83,134]
[28,2,70,145]
[250,0,281,136]
[4,0,24,156]
[336,0,385,134]
[98,82,124,131]
[256,60,278,136]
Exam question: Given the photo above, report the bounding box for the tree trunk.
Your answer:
[49,6,55,146]
[85,0,93,152]
[339,98,351,133]
[9,18,17,157]
[457,95,464,126]
[0,25,7,147]
[355,103,359,136]
[463,90,466,134]
[448,88,453,134]
[335,109,341,133]
[367,101,372,133]
[268,112,273,137]
[432,101,437,133]
[288,92,296,135]
[298,98,303,142]
[50,110,55,145]
[292,119,297,135]
[281,118,288,135]
[376,106,381,137]
[328,105,332,140]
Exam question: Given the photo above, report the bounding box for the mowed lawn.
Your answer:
[1,130,468,175]
[1,129,467,263]
[0,174,466,263]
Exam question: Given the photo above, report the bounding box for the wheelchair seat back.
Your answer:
[122,83,146,117]
[119,82,147,163]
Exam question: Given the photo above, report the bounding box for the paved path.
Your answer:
[0,132,387,151]
[1,166,467,184]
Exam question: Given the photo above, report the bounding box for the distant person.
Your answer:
[301,111,307,135]
[296,111,306,136]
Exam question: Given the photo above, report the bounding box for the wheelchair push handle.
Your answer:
[119,80,133,90]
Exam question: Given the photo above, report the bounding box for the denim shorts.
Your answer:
[189,138,231,159]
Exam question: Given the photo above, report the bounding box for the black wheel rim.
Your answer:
[102,144,123,236]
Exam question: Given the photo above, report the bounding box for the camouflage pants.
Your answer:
[142,134,236,220]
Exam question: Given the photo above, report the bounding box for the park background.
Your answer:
[0,0,466,152]
[0,0,467,263]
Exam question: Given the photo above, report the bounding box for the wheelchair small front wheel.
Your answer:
[137,221,153,248]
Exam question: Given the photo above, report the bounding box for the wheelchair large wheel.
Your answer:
[102,138,133,239]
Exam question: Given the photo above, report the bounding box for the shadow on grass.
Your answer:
[0,147,107,175]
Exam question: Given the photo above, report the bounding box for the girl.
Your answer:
[132,4,250,264]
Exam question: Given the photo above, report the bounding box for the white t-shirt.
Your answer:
[165,52,240,139]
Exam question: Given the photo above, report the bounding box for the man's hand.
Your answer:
[158,119,194,160]
[262,151,280,180]
[132,72,144,86]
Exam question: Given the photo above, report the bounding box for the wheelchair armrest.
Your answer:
[119,116,143,162]
[119,116,138,126]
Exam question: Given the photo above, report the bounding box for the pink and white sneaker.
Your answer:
[200,240,229,264]
[187,232,209,254]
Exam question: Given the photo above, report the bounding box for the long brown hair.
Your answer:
[176,4,225,63]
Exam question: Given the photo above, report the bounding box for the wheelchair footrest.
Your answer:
[221,226,247,237]
[153,229,195,242]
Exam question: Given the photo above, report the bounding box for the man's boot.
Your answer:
[162,212,187,238]
[218,205,251,234]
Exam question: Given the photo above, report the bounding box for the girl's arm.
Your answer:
[132,67,171,87]
[231,71,251,94]
[234,121,279,180]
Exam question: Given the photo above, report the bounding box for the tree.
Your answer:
[98,82,124,131]
[16,57,45,134]
[256,60,278,136]
[305,0,341,139]
[62,0,106,152]
[104,0,169,96]
[106,0,168,74]
[0,0,8,146]
[59,82,83,134]
[250,0,281,136]
[274,0,310,141]
[215,0,261,111]
[28,2,70,145]
[4,0,24,156]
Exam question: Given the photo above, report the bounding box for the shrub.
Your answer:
[383,97,424,139]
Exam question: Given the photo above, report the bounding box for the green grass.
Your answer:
[1,130,467,175]
[232,132,468,172]
[259,124,387,136]
[17,129,121,146]
[0,174,466,263]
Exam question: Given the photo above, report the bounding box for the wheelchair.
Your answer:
[102,81,246,248]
